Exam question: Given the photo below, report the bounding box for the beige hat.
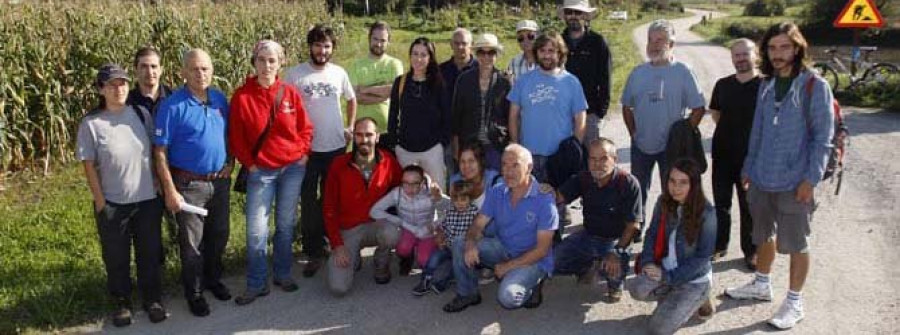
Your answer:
[559,0,599,20]
[473,33,503,52]
[515,20,539,33]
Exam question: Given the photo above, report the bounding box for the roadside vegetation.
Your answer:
[0,1,685,333]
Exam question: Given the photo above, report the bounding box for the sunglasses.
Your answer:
[476,49,498,56]
[563,9,584,16]
[516,34,536,43]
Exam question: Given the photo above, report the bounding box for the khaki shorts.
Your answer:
[748,185,814,254]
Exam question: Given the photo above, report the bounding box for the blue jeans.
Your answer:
[451,237,547,309]
[630,144,668,225]
[423,247,453,290]
[628,275,710,335]
[245,160,306,290]
[553,230,629,289]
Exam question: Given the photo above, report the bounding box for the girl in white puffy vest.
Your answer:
[371,165,448,276]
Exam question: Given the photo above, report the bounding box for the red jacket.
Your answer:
[324,148,402,248]
[229,76,313,169]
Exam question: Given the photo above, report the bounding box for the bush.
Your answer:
[723,21,769,41]
[743,0,786,17]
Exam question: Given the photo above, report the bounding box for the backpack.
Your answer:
[803,75,849,195]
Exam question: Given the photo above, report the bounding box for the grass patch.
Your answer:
[0,4,685,333]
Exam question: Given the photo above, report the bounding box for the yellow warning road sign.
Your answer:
[834,0,885,28]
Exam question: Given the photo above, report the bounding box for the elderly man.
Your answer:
[348,21,404,133]
[621,19,706,240]
[323,117,403,296]
[725,22,835,330]
[440,28,478,92]
[285,24,358,278]
[553,138,641,302]
[709,38,762,269]
[560,0,612,144]
[153,49,232,317]
[127,46,172,114]
[443,144,558,313]
[506,20,539,85]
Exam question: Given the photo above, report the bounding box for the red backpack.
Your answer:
[803,75,849,195]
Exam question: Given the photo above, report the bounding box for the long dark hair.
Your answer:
[662,158,707,245]
[459,140,487,179]
[408,37,444,90]
[759,22,810,78]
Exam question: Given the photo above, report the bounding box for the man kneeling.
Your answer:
[443,144,558,312]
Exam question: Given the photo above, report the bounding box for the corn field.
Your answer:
[0,0,331,174]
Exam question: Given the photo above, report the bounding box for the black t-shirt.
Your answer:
[709,75,761,162]
[558,168,642,239]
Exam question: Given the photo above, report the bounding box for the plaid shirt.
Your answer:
[440,204,479,246]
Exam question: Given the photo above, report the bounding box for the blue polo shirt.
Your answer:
[480,176,559,274]
[153,86,229,175]
[507,69,588,156]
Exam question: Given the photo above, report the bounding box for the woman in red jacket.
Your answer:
[228,40,314,305]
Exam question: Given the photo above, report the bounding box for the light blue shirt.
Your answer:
[743,71,835,191]
[480,176,559,274]
[621,61,705,154]
[507,69,587,156]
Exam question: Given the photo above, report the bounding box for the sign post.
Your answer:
[833,0,885,75]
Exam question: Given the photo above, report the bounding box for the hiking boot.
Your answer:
[768,299,804,329]
[143,301,168,323]
[374,263,392,285]
[577,260,600,285]
[697,298,716,321]
[303,258,323,278]
[274,278,299,292]
[442,294,482,313]
[235,287,270,306]
[412,277,433,297]
[725,279,773,301]
[478,268,495,285]
[523,281,544,309]
[398,256,413,277]
[187,295,210,317]
[606,287,623,303]
[112,298,133,327]
[207,283,232,301]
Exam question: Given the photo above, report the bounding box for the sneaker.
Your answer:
[398,257,413,277]
[768,299,804,329]
[606,287,623,303]
[724,279,773,301]
[207,283,232,301]
[412,277,432,297]
[144,302,168,323]
[303,258,323,278]
[697,298,716,321]
[274,278,299,292]
[442,294,482,313]
[187,295,210,317]
[523,281,544,309]
[112,298,133,327]
[234,287,270,306]
[478,268,495,285]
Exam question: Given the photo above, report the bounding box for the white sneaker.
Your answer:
[478,268,495,285]
[768,299,804,329]
[724,279,773,301]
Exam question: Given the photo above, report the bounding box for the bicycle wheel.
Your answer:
[852,63,899,94]
[813,62,840,93]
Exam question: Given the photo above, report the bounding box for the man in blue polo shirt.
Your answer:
[553,138,641,303]
[153,49,233,317]
[443,144,558,313]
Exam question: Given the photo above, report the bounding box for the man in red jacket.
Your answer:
[324,117,402,296]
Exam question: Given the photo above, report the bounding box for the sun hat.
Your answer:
[473,33,503,52]
[558,0,599,20]
[515,20,539,33]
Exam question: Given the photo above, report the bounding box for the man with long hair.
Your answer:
[725,22,835,330]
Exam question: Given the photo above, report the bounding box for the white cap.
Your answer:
[515,20,539,33]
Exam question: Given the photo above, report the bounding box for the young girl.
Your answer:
[413,180,479,296]
[370,165,444,276]
[629,158,717,335]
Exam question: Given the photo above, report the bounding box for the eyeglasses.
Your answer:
[517,34,536,43]
[563,9,583,16]
[476,49,497,56]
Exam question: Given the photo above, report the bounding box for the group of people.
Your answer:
[76,0,835,333]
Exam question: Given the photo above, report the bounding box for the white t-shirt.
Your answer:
[284,62,356,152]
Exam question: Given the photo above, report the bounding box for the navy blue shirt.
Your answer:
[559,168,642,239]
[153,86,230,175]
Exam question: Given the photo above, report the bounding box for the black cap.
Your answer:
[95,63,130,88]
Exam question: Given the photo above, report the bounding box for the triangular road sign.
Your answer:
[834,0,885,28]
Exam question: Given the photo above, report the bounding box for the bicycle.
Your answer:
[813,46,899,93]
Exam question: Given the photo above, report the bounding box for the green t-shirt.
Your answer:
[348,55,404,132]
[774,76,794,102]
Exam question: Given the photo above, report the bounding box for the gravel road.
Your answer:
[69,10,900,335]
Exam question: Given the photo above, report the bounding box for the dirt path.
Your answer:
[69,10,900,335]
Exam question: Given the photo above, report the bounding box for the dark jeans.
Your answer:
[300,147,345,258]
[173,177,231,297]
[713,159,755,257]
[96,197,164,303]
[630,144,668,231]
[532,154,570,241]
[553,230,629,289]
[423,247,454,290]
